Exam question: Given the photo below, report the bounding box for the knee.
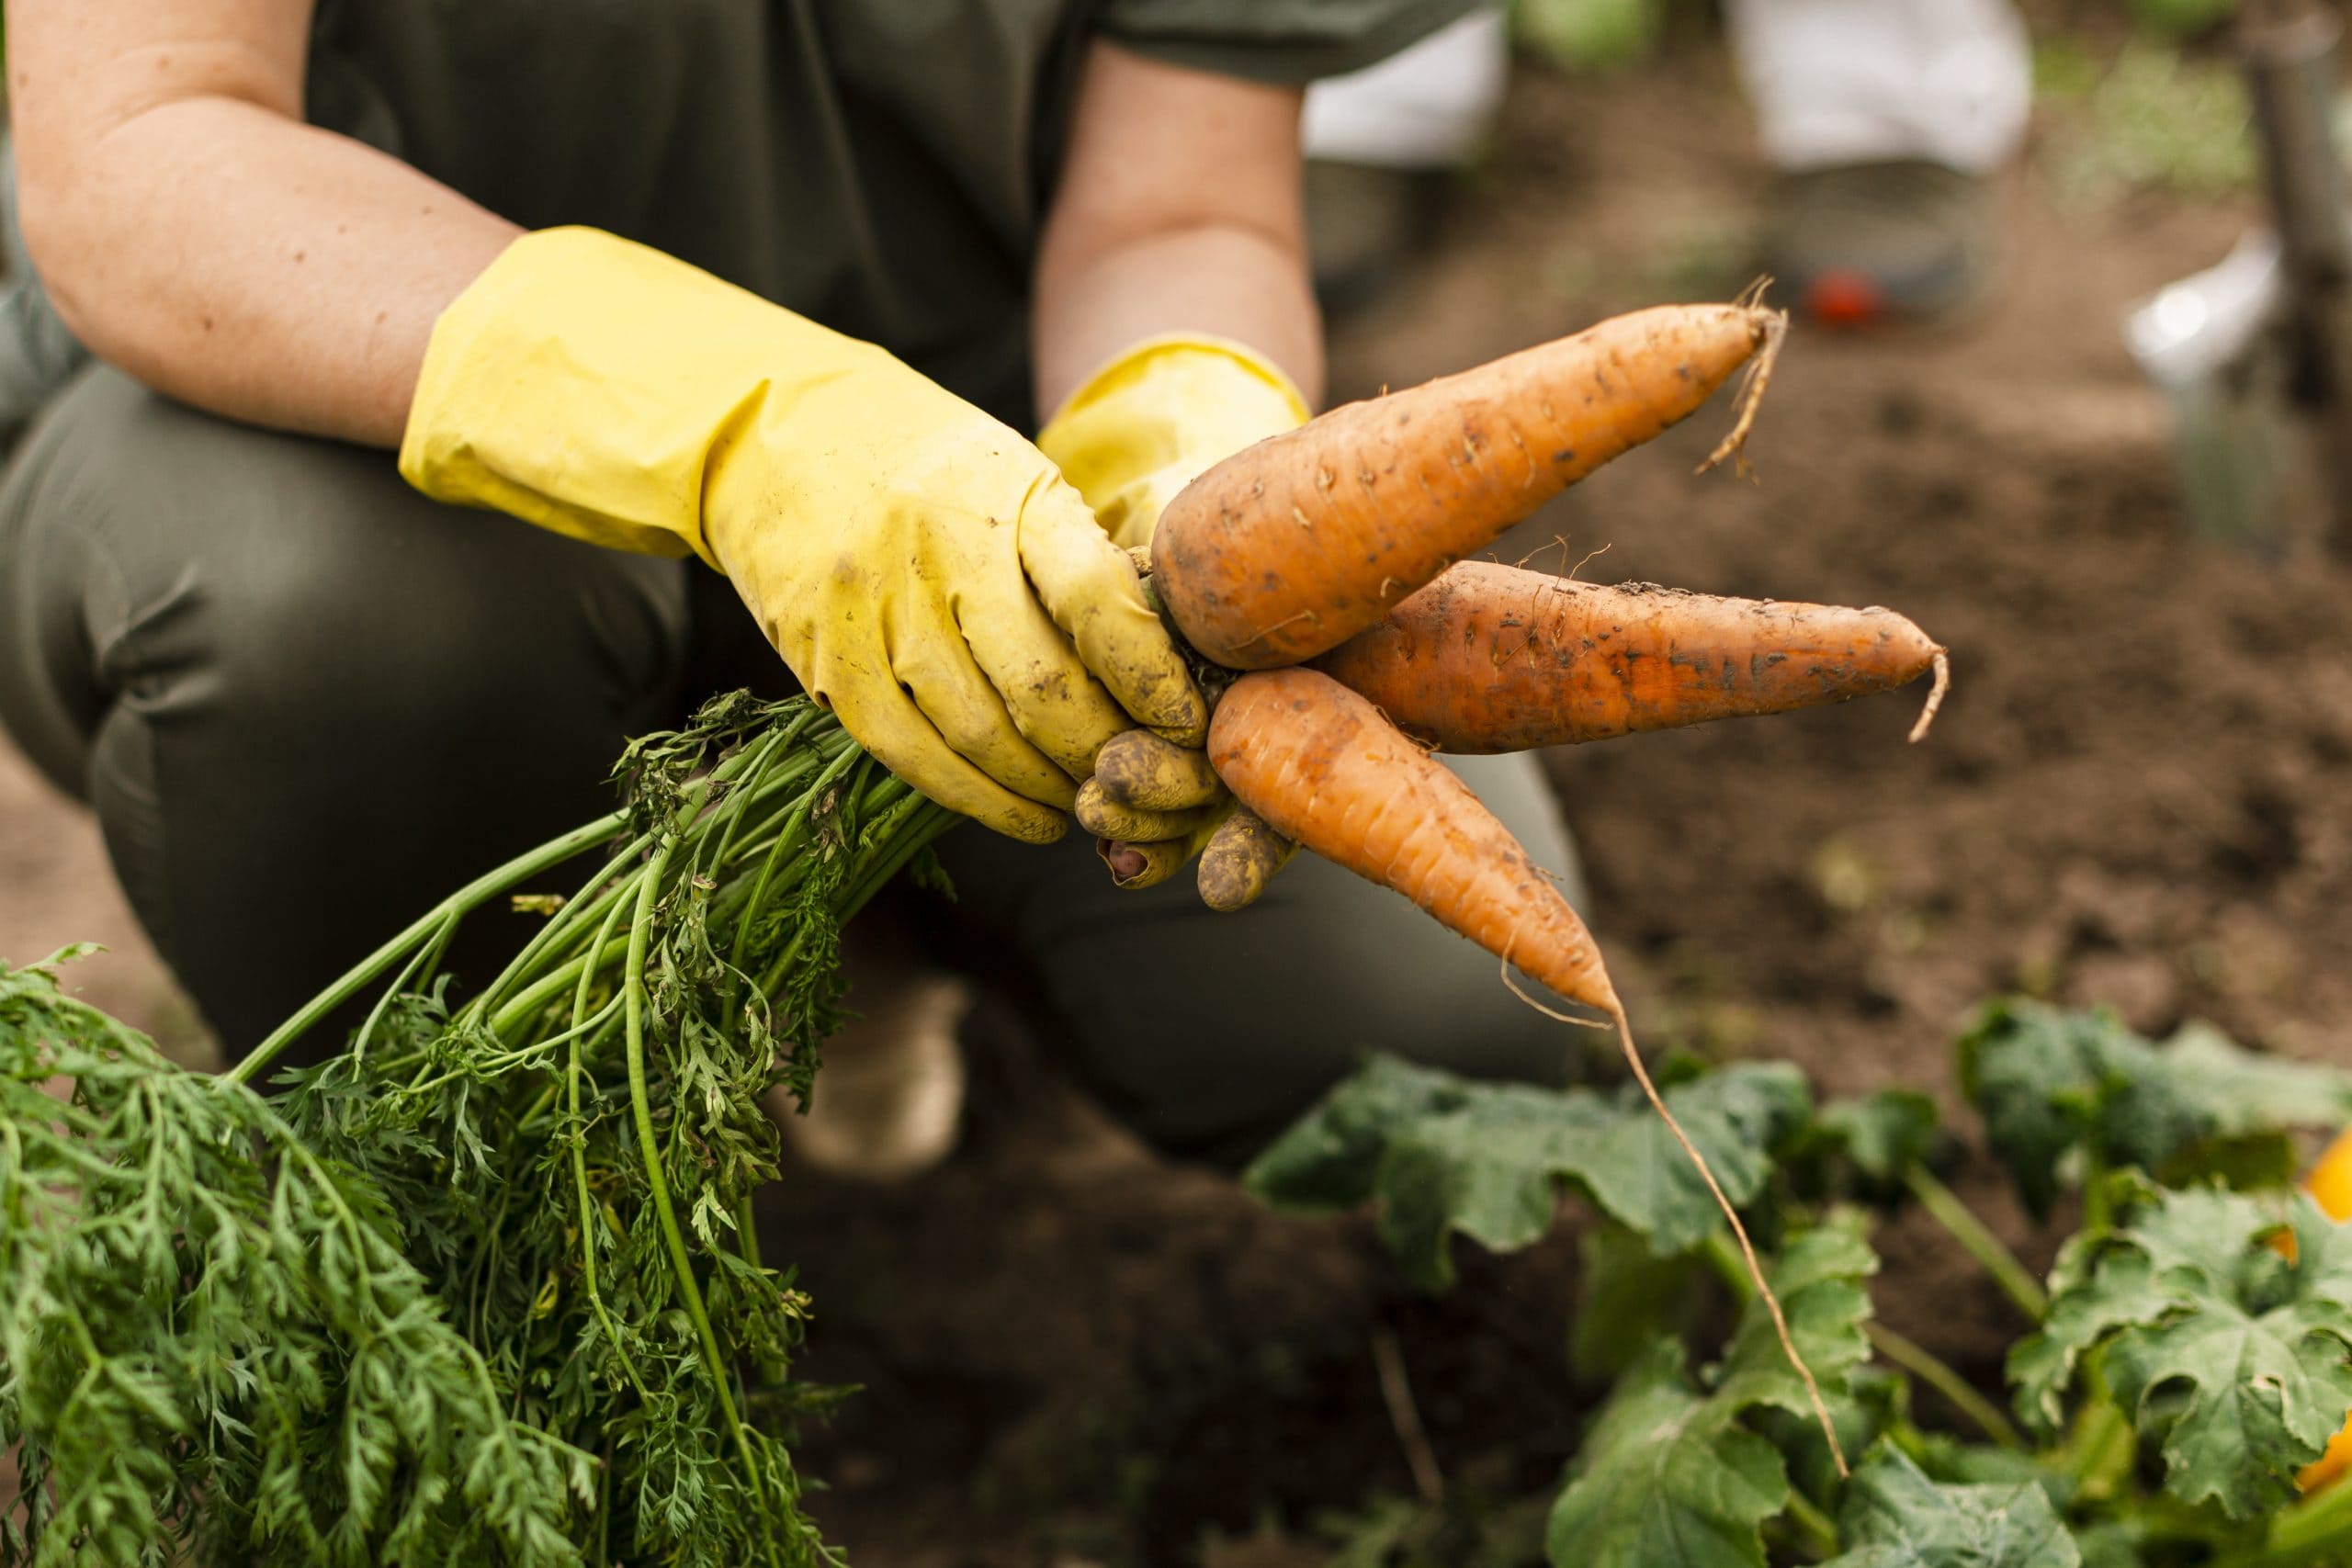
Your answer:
[7,367,689,739]
[1058,861,1586,1167]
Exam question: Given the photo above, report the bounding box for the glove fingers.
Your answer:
[956,575,1135,783]
[1195,805,1297,911]
[813,656,1069,845]
[1091,728,1227,812]
[1074,779,1218,842]
[1093,835,1192,890]
[888,618,1081,811]
[1020,489,1208,749]
[1093,797,1237,895]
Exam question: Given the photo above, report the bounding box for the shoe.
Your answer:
[771,969,972,1182]
[1760,159,1999,327]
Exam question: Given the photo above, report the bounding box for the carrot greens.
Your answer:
[2,694,956,1566]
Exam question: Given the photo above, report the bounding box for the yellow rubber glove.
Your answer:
[1038,337,1308,891]
[401,229,1204,843]
[1039,335,1309,553]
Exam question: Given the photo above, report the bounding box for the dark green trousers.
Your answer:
[0,366,1586,1158]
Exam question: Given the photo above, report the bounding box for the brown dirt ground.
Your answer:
[6,30,2344,1568]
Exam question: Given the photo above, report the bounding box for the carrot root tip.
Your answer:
[1603,998,1849,1479]
[1498,962,1850,1481]
[1695,305,1789,479]
[1907,649,1951,744]
[1495,953,1611,1030]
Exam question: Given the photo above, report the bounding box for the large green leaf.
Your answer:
[1822,1445,2079,1568]
[1544,1228,1877,1568]
[1245,1055,1807,1289]
[1573,1219,1702,1382]
[1244,1055,1473,1212]
[1957,1002,2352,1217]
[1820,1092,1942,1187]
[1784,1090,1943,1205]
[2007,1187,2352,1518]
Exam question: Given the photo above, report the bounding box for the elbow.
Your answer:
[11,92,233,364]
[12,157,106,348]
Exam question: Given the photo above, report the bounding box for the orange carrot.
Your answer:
[1153,301,1784,671]
[1310,561,1950,752]
[1208,667,1617,1010]
[1207,666,1846,1472]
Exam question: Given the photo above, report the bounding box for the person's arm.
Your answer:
[6,0,519,446]
[1032,41,1324,420]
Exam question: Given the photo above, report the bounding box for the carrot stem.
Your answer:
[1781,1488,1840,1562]
[621,843,778,1568]
[229,812,628,1085]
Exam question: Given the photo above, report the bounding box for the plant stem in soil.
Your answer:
[1903,1165,2048,1323]
[2228,1466,2352,1568]
[1781,1487,1839,1561]
[1862,1322,2023,1450]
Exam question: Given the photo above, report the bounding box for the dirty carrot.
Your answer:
[1310,561,1951,752]
[1206,666,1847,1473]
[1152,300,1785,670]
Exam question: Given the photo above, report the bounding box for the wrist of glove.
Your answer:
[1038,336,1310,900]
[401,228,1203,843]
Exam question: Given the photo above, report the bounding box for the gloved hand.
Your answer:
[401,228,1201,843]
[1037,336,1308,886]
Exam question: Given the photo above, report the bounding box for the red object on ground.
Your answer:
[1804,267,1886,327]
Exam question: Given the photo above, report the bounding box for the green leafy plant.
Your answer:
[2034,38,2256,202]
[1246,1002,2352,1567]
[2,694,956,1566]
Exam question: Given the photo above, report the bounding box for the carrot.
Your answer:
[1152,300,1785,671]
[1310,561,1951,752]
[1209,669,1617,1009]
[1207,666,1845,1471]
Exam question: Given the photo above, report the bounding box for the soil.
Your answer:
[6,30,2346,1568]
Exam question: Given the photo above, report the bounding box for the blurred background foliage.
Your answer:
[1505,0,2262,205]
[1509,0,2246,75]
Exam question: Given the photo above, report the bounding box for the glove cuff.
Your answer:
[1037,335,1309,550]
[401,226,889,569]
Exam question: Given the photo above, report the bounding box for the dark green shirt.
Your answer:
[0,1,1474,438]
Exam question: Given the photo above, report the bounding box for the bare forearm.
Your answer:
[8,0,519,447]
[17,101,515,446]
[1033,223,1322,419]
[1031,40,1322,423]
